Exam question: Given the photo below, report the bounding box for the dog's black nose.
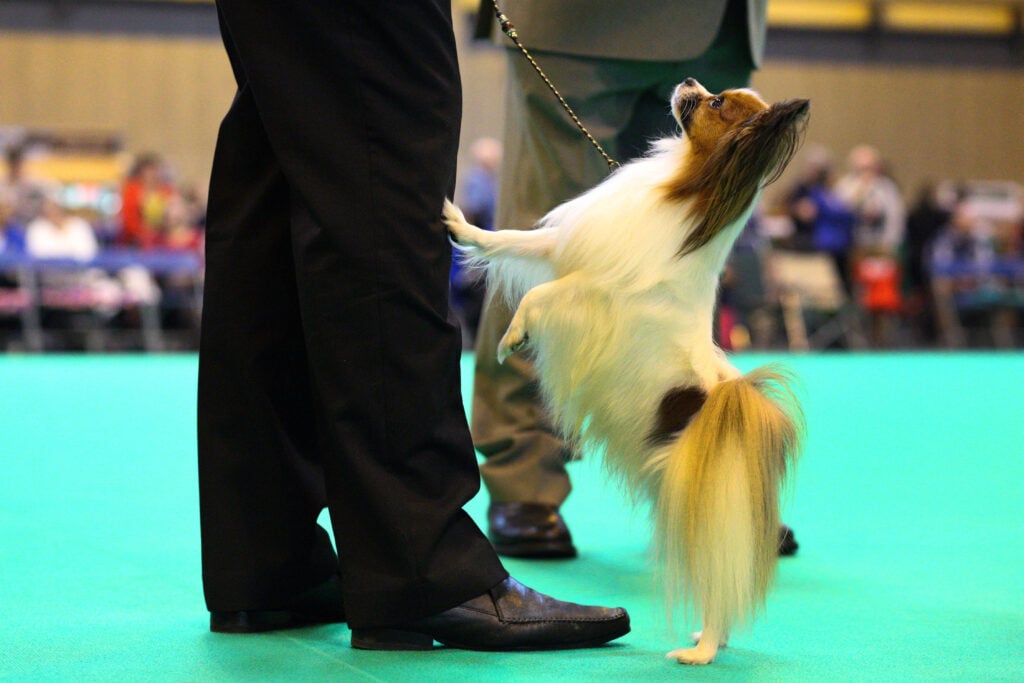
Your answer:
[683,77,697,87]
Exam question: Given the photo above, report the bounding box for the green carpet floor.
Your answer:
[0,353,1021,681]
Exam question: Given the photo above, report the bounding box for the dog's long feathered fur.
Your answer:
[445,79,808,665]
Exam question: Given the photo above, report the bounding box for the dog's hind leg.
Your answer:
[497,272,584,363]
[690,630,729,648]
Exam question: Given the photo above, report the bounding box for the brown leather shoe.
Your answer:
[487,502,577,559]
[210,574,346,633]
[350,576,629,651]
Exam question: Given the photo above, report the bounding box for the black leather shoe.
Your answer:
[488,502,577,558]
[779,524,799,556]
[350,576,628,651]
[210,574,346,633]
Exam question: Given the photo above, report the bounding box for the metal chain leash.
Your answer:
[490,0,620,171]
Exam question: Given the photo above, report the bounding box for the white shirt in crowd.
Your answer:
[25,214,99,261]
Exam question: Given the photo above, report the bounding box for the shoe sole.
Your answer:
[210,611,344,634]
[491,540,578,559]
[351,621,630,651]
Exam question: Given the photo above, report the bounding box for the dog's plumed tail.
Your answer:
[654,365,803,634]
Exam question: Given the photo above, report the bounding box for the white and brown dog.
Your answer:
[445,78,808,665]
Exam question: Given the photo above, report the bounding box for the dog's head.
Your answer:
[666,78,809,256]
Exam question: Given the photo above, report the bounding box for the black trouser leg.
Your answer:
[198,76,338,611]
[201,0,506,627]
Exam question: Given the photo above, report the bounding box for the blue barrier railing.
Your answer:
[0,248,203,351]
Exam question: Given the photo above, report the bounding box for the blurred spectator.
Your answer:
[784,152,821,251]
[3,149,39,296]
[1,146,44,230]
[718,214,771,350]
[119,152,173,249]
[904,182,956,342]
[153,191,202,333]
[160,192,203,252]
[906,183,954,287]
[461,137,501,230]
[451,137,501,348]
[179,184,208,232]
[27,191,158,311]
[835,145,907,348]
[928,201,1019,347]
[0,193,25,295]
[26,190,99,262]
[855,250,903,347]
[930,202,995,281]
[835,145,906,256]
[1,202,26,254]
[785,146,856,292]
[25,191,122,320]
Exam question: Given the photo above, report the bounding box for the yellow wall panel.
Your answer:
[884,2,1016,33]
[768,1,873,29]
[0,31,235,190]
[1,27,1022,208]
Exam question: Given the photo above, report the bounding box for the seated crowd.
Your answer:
[713,144,1023,351]
[0,148,205,351]
[3,143,1022,352]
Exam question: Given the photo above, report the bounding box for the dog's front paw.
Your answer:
[442,199,476,246]
[496,327,529,364]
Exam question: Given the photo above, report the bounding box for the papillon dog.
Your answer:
[444,78,808,665]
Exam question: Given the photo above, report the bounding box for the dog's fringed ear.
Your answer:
[677,98,810,257]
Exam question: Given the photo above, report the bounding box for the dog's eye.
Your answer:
[709,97,724,110]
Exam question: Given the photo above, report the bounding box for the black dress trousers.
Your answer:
[198,0,507,629]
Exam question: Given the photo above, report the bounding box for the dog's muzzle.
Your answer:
[672,77,708,129]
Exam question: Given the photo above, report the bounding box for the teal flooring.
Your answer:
[0,353,1021,681]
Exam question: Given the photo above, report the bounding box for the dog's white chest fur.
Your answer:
[537,139,751,392]
[444,137,752,470]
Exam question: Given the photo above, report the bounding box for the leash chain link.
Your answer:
[490,0,620,171]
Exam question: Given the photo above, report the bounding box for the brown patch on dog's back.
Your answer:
[647,386,707,446]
